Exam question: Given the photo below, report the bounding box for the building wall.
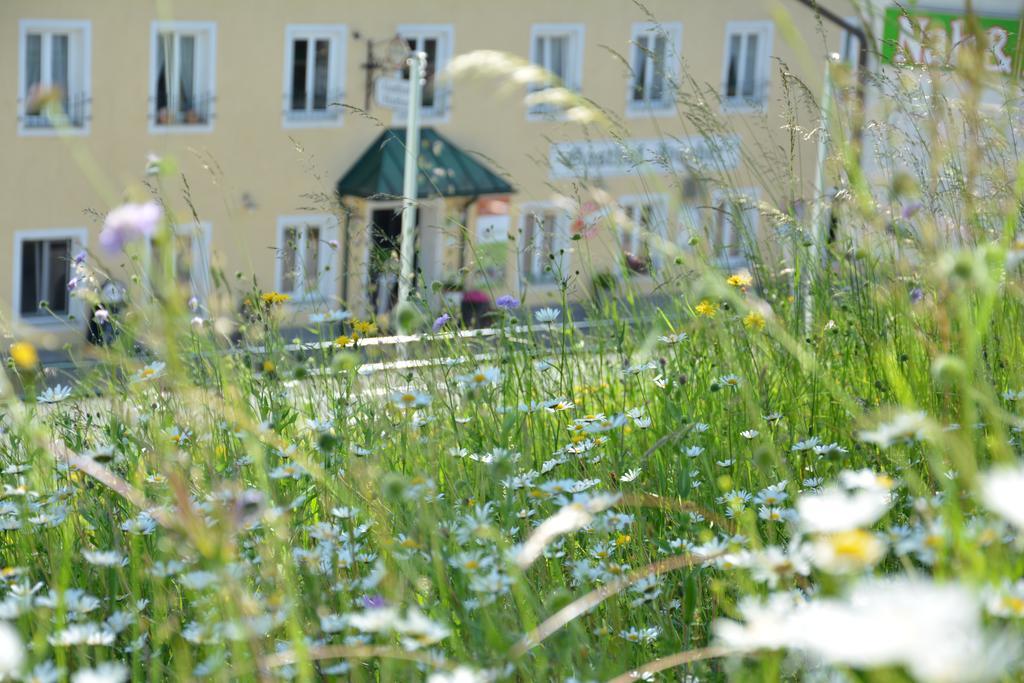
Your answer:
[0,0,861,345]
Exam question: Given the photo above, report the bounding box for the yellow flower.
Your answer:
[262,360,276,374]
[695,300,718,318]
[260,292,291,305]
[353,320,377,336]
[727,272,753,288]
[743,311,766,330]
[334,335,354,348]
[10,342,38,370]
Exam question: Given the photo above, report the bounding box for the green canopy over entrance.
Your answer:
[335,127,514,199]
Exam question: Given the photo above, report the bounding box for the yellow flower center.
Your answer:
[1001,596,1024,615]
[829,530,878,561]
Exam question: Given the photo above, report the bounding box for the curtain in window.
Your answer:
[726,34,742,97]
[51,34,69,112]
[520,215,536,278]
[541,213,560,280]
[313,39,329,110]
[651,35,667,101]
[179,35,195,114]
[549,36,566,82]
[282,227,298,294]
[422,38,438,107]
[303,226,321,294]
[156,33,171,118]
[534,36,545,81]
[25,33,42,113]
[742,34,759,98]
[632,36,648,101]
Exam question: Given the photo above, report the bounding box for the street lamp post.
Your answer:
[397,51,426,311]
[788,2,872,335]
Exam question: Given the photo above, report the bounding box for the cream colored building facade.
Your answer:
[1,0,874,345]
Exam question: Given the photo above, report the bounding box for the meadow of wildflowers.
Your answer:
[4,13,1024,683]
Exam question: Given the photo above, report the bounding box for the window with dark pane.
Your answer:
[20,239,71,316]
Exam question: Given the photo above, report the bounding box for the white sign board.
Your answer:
[549,135,742,180]
[375,76,410,111]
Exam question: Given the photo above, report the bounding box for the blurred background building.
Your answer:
[0,0,1018,344]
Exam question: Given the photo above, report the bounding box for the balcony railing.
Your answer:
[153,92,213,127]
[21,92,89,129]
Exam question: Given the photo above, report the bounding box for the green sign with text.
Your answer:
[881,7,1021,75]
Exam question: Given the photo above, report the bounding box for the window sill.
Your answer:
[526,108,573,123]
[15,315,78,329]
[720,99,768,115]
[624,101,676,119]
[149,122,215,135]
[282,113,345,129]
[18,123,90,137]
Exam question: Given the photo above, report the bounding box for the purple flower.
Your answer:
[93,308,109,324]
[910,287,924,303]
[432,313,452,332]
[99,202,163,254]
[67,277,78,292]
[361,594,388,609]
[73,250,87,264]
[496,295,520,310]
[902,202,923,220]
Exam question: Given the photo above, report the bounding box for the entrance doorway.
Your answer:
[368,207,419,316]
[365,200,444,317]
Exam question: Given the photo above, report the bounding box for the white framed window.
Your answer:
[527,23,585,120]
[396,24,453,121]
[12,228,87,324]
[627,22,682,116]
[17,20,91,135]
[840,21,862,69]
[147,223,212,303]
[518,204,569,285]
[283,24,347,128]
[710,189,758,268]
[721,21,773,111]
[616,194,669,275]
[149,21,216,132]
[276,215,339,302]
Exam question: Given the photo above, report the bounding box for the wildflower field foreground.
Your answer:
[4,230,1024,683]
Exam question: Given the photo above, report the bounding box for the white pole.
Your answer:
[398,51,426,310]
[804,53,839,337]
